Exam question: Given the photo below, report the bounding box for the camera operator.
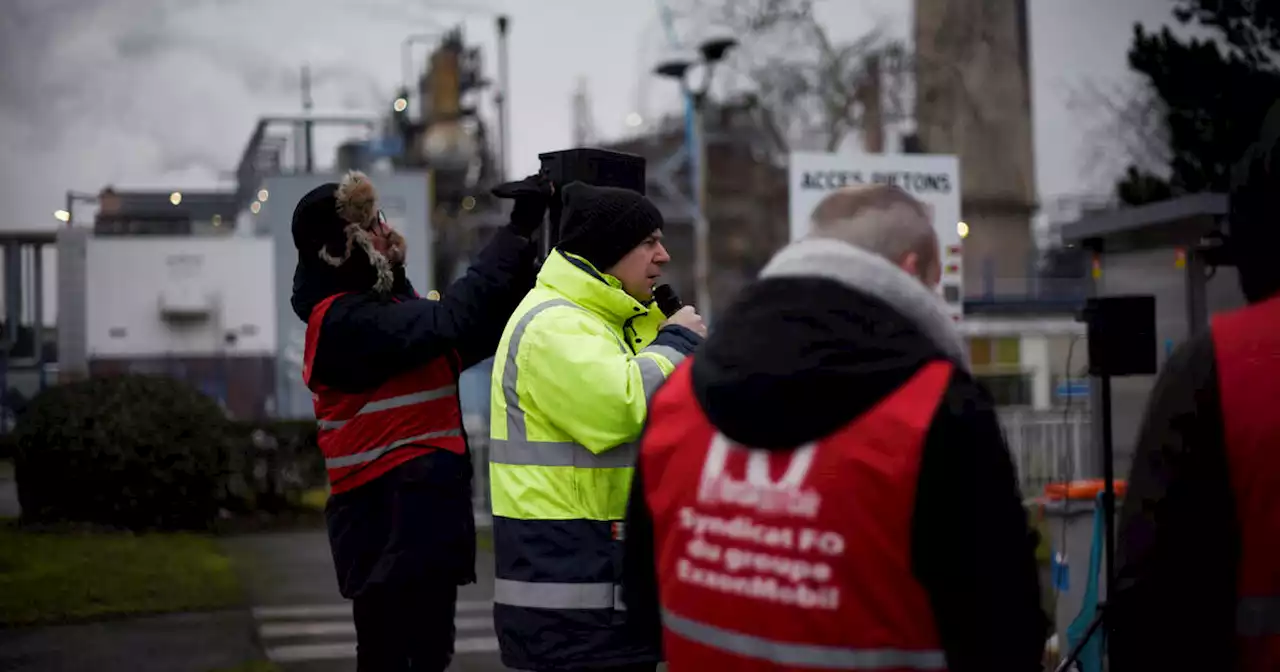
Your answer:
[291,170,545,671]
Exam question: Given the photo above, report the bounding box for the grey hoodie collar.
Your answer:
[759,237,970,369]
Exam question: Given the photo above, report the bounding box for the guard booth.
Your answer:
[1059,193,1244,477]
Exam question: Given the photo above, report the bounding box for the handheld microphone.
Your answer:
[653,284,684,318]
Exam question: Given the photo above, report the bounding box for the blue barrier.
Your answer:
[1065,491,1107,672]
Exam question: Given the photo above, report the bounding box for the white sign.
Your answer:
[788,152,964,320]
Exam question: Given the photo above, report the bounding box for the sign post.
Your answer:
[788,152,964,321]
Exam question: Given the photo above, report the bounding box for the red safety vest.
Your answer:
[303,292,466,495]
[641,359,954,672]
[1212,293,1280,670]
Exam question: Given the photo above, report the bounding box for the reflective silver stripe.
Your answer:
[503,299,575,444]
[318,385,458,431]
[489,437,638,468]
[636,356,667,401]
[494,579,625,611]
[662,609,947,670]
[640,343,686,367]
[500,298,634,451]
[324,428,462,469]
[1238,595,1280,636]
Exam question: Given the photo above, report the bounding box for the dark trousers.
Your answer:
[326,453,476,671]
[352,581,459,671]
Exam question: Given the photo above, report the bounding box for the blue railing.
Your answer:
[964,254,1089,315]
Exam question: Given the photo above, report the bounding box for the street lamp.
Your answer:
[653,34,738,321]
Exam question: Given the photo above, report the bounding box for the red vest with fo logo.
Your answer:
[641,359,954,671]
[1212,294,1280,669]
[303,293,466,495]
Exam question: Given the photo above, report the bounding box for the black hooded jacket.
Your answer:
[622,239,1048,672]
[292,225,538,391]
[1107,104,1280,671]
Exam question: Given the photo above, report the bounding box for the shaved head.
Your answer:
[808,184,940,286]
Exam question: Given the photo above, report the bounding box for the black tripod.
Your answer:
[1052,373,1116,672]
[1053,294,1157,672]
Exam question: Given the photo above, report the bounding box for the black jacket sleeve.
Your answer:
[622,461,664,653]
[1108,333,1237,671]
[450,227,539,370]
[311,226,536,391]
[911,372,1048,672]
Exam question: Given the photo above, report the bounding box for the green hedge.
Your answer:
[13,375,328,531]
[220,419,326,517]
[14,375,231,531]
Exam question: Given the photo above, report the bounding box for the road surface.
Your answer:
[222,530,506,671]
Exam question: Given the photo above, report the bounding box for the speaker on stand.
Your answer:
[1055,294,1157,672]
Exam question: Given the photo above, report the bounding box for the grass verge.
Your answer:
[0,520,243,627]
[0,459,13,480]
[299,486,329,512]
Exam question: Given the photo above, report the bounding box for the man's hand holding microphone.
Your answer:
[653,284,707,338]
[665,306,707,338]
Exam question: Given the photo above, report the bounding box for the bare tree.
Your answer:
[667,0,912,153]
[1066,76,1172,192]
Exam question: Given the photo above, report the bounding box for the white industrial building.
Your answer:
[51,167,437,422]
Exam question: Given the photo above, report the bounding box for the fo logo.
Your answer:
[696,434,821,518]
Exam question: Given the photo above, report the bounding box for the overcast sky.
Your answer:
[0,0,1172,234]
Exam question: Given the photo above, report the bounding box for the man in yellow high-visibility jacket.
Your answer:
[489,181,706,671]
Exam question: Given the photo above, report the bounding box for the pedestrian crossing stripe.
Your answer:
[255,599,499,662]
[267,637,501,663]
[252,599,493,620]
[259,615,493,639]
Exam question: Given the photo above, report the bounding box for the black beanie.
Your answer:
[1230,100,1280,303]
[291,183,345,262]
[557,181,665,271]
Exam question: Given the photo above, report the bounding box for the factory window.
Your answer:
[969,337,1021,371]
[969,337,1031,407]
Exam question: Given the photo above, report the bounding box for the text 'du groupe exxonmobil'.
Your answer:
[675,438,846,611]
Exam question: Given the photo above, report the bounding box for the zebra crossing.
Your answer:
[253,599,500,666]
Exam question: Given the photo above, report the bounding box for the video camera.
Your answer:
[536,148,646,260]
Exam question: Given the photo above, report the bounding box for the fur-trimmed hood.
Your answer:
[290,171,413,322]
[760,237,968,367]
[291,171,406,296]
[689,236,969,450]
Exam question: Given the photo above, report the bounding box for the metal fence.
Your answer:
[467,409,1094,526]
[466,417,493,528]
[999,409,1092,498]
